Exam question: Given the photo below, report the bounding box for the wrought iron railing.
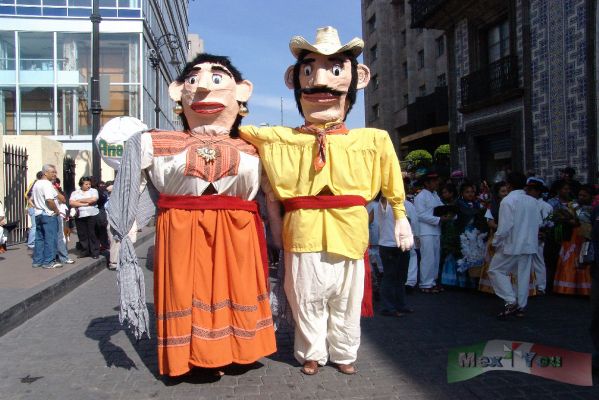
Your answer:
[410,0,447,28]
[460,55,519,107]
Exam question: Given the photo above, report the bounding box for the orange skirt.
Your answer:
[154,197,276,376]
[553,228,592,296]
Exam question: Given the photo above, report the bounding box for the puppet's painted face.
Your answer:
[296,52,353,124]
[170,62,252,130]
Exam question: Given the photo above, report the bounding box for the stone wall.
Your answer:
[530,0,590,182]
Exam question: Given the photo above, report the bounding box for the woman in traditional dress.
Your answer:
[553,185,594,295]
[109,54,277,377]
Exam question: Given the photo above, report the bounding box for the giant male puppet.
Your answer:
[107,53,277,377]
[239,27,413,375]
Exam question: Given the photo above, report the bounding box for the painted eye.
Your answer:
[303,65,312,76]
[212,74,223,84]
[186,76,197,85]
[332,65,342,76]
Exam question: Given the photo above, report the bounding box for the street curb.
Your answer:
[0,230,155,337]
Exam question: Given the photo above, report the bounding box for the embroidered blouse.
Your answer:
[140,126,261,201]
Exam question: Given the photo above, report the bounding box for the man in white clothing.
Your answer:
[31,164,63,269]
[488,172,542,317]
[414,172,450,292]
[405,197,420,288]
[525,177,553,294]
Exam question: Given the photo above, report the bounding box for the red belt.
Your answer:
[282,195,366,212]
[157,194,269,287]
[281,194,373,318]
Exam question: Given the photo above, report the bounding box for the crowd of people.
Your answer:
[25,164,113,269]
[368,166,598,318]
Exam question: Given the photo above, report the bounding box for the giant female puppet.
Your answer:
[239,27,413,375]
[107,53,276,377]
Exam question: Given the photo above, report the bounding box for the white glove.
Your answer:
[394,217,414,252]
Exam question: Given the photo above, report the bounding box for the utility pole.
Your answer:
[90,0,102,180]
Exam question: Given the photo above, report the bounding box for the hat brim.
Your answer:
[289,36,364,59]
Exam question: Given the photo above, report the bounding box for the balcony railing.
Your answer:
[460,55,519,108]
[410,0,447,28]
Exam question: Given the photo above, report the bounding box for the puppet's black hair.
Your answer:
[175,53,245,137]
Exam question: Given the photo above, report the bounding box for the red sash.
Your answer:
[157,194,269,288]
[282,195,374,318]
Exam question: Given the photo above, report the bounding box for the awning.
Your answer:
[400,125,449,144]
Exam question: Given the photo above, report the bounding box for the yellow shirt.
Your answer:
[240,125,406,259]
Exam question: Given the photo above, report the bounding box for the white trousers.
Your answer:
[531,243,546,291]
[419,235,440,288]
[406,247,419,286]
[284,251,364,366]
[488,250,533,309]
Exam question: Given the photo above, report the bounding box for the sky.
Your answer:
[187,0,365,128]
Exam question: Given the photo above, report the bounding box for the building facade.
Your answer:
[412,0,597,183]
[0,0,194,180]
[361,0,448,156]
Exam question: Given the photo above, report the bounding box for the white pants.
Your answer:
[531,243,546,291]
[419,235,440,288]
[488,251,533,309]
[284,251,364,366]
[406,247,418,286]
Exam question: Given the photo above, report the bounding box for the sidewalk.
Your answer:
[0,227,155,337]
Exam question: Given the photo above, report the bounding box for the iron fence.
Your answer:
[3,144,28,245]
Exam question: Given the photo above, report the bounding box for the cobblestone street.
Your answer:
[1,239,598,400]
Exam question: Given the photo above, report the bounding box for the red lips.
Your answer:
[301,93,340,103]
[190,102,225,114]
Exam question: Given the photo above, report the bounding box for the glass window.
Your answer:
[401,30,406,47]
[17,6,41,15]
[436,36,445,57]
[368,14,376,33]
[100,33,140,83]
[20,87,54,135]
[101,84,139,125]
[57,86,90,135]
[370,45,377,61]
[402,62,407,79]
[119,0,140,7]
[417,49,424,69]
[43,7,67,15]
[437,73,447,87]
[488,19,510,63]
[0,31,16,85]
[17,0,40,4]
[57,32,91,84]
[419,84,426,97]
[69,0,91,6]
[0,6,16,15]
[99,0,115,6]
[19,32,54,85]
[0,87,16,134]
[44,0,66,5]
[403,93,409,107]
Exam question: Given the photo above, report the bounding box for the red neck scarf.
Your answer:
[296,122,349,171]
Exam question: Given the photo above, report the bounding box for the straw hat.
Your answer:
[289,26,364,59]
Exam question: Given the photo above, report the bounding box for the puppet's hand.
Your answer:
[394,217,414,252]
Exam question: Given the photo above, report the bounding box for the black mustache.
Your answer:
[301,87,345,96]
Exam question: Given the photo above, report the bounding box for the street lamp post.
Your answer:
[90,0,102,180]
[147,34,182,129]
